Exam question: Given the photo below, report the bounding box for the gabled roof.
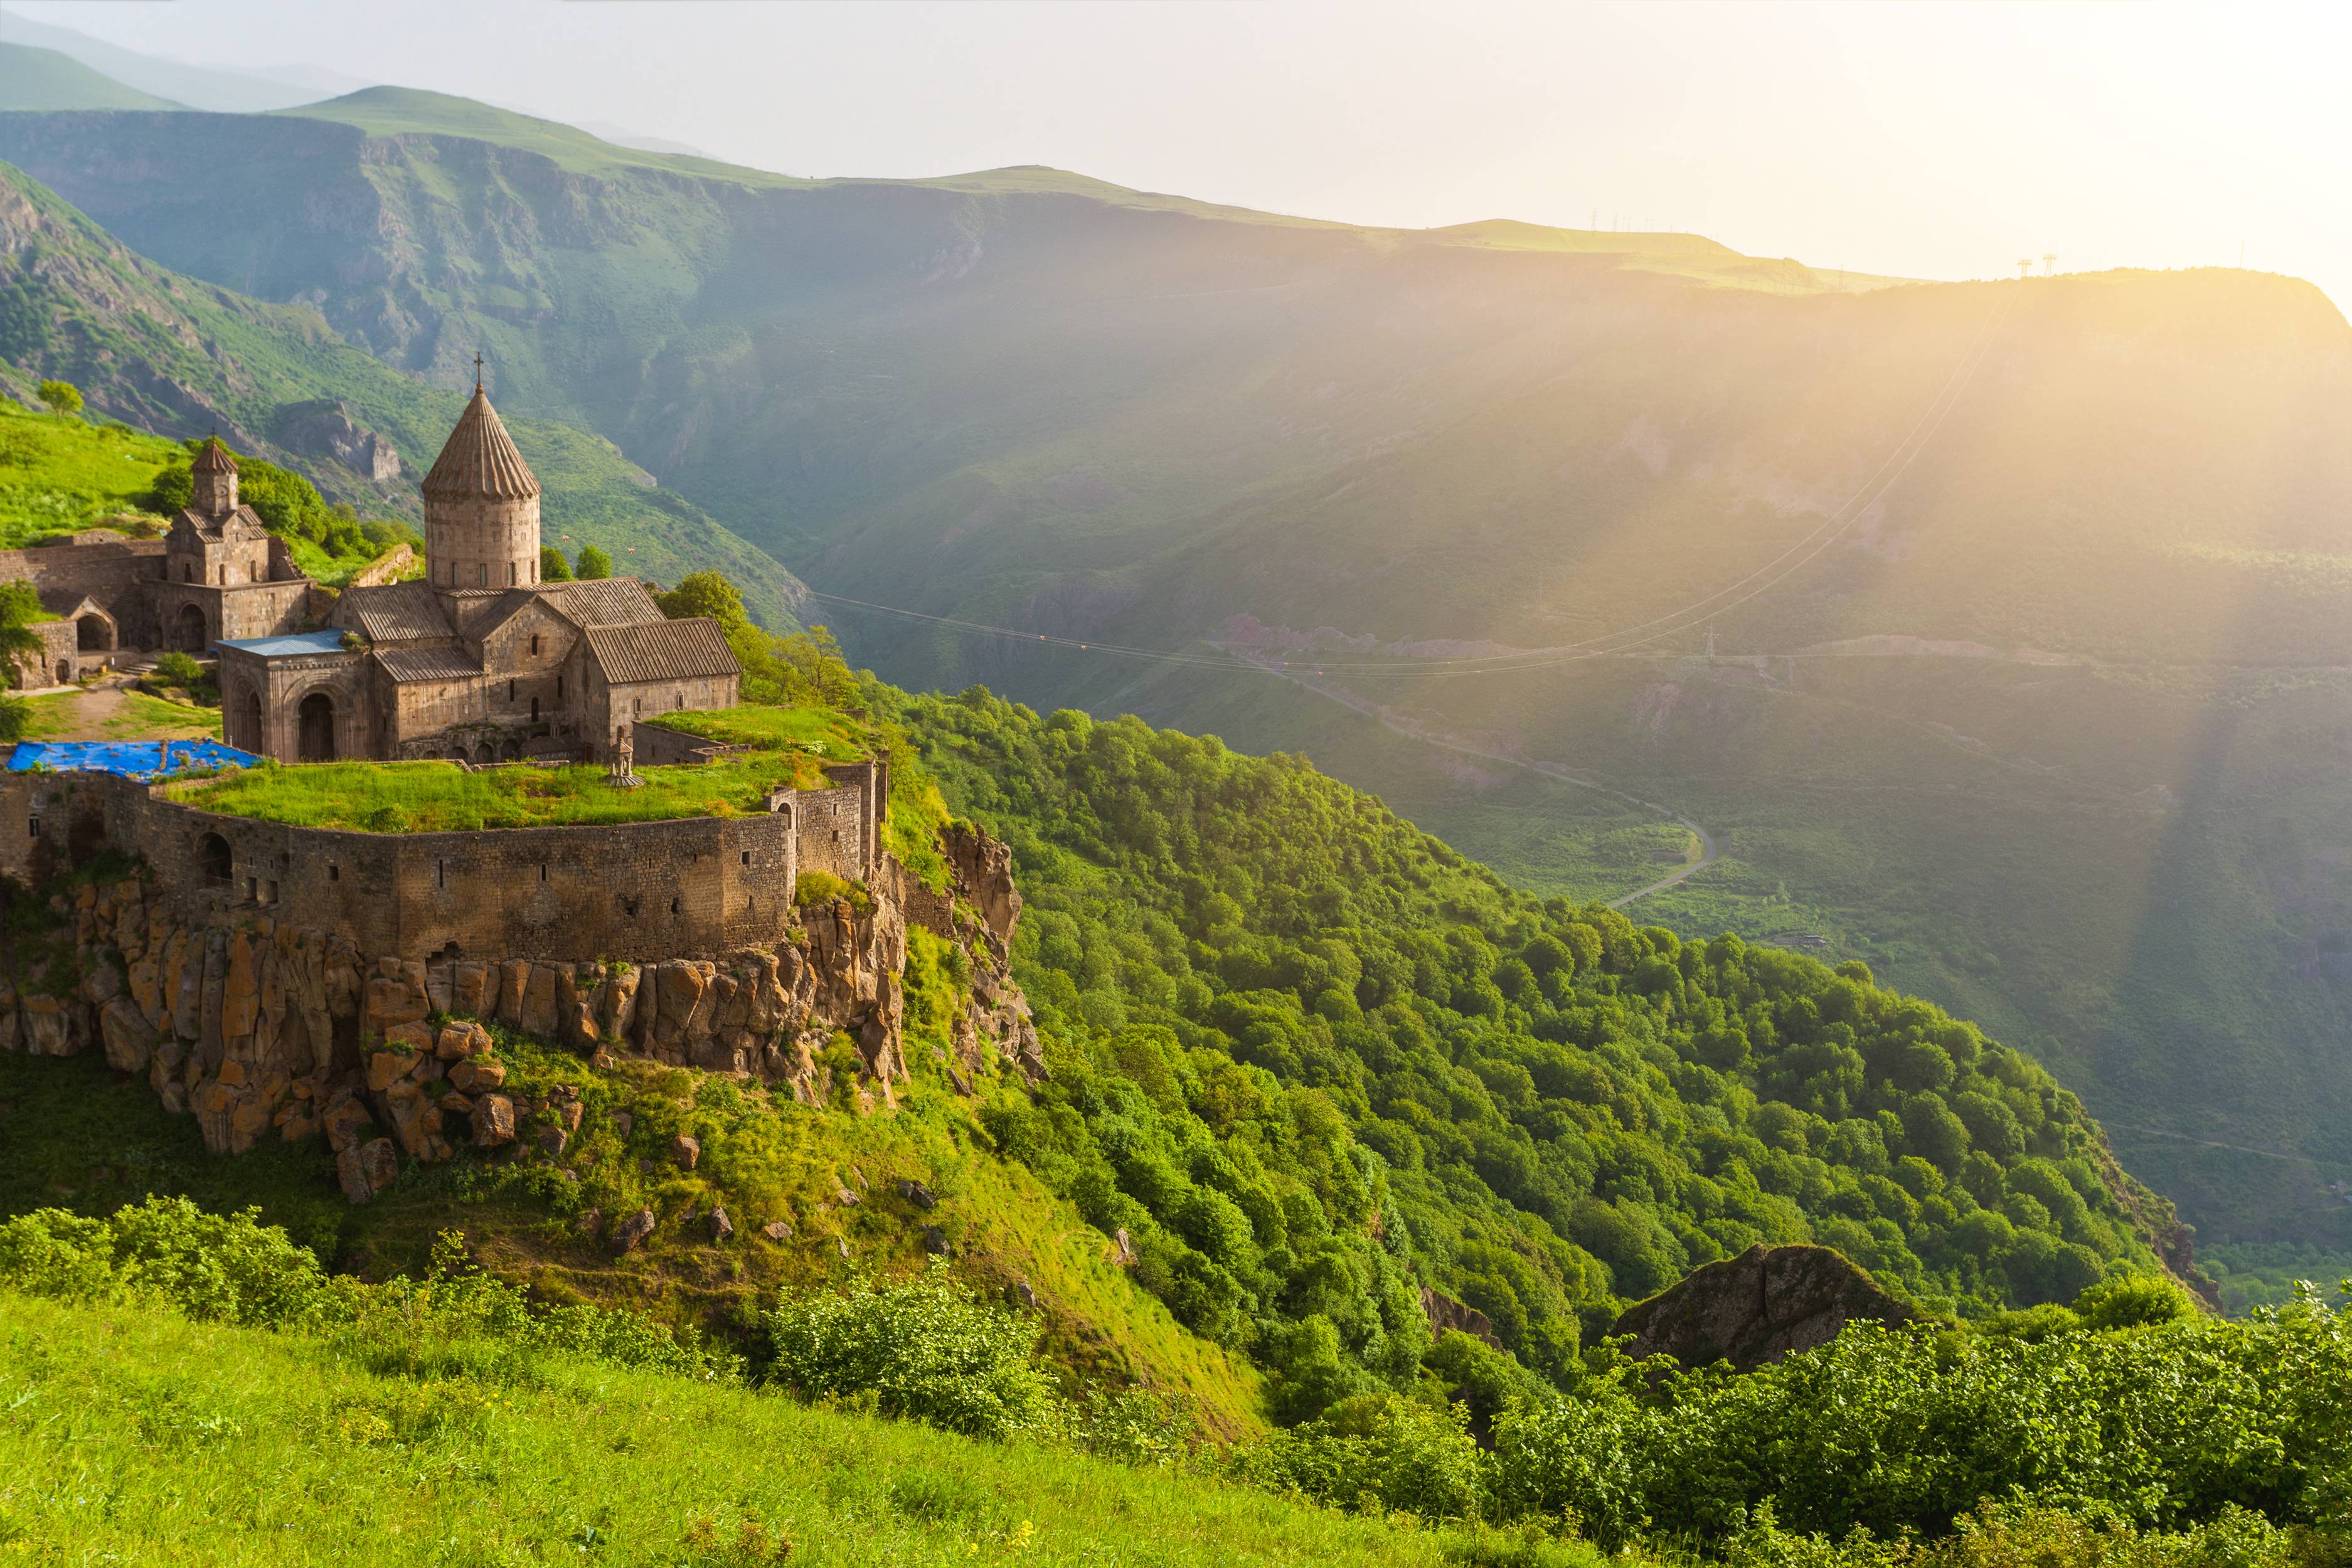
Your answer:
[375,644,482,684]
[421,388,540,501]
[334,580,454,643]
[546,576,662,627]
[171,504,265,541]
[448,587,537,638]
[583,616,739,684]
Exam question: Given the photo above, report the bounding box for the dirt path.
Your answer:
[1225,650,1723,908]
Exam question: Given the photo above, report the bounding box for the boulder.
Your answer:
[611,1207,656,1254]
[336,1136,398,1204]
[448,1057,505,1093]
[708,1207,733,1243]
[669,1133,700,1170]
[462,1091,511,1146]
[896,1179,937,1210]
[1419,1286,1504,1351]
[760,1219,794,1242]
[99,995,158,1073]
[1610,1243,1918,1372]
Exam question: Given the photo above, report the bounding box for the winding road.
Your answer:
[1225,650,1723,908]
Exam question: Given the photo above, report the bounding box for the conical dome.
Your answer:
[421,388,540,501]
[192,437,237,474]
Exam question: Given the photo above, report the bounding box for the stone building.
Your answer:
[215,382,739,763]
[0,437,316,688]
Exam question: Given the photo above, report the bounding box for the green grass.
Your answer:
[0,1290,1511,1567]
[166,753,830,833]
[0,950,1270,1438]
[17,687,223,741]
[657,703,872,761]
[0,397,178,544]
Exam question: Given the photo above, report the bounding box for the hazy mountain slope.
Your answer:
[0,43,183,112]
[0,9,338,112]
[0,159,804,625]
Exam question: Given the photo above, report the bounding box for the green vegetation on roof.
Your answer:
[166,752,829,834]
[654,702,871,762]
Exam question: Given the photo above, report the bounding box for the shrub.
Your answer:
[764,1264,1058,1441]
[794,870,856,909]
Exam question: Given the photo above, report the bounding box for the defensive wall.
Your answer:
[0,754,888,963]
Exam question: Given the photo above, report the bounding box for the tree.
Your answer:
[575,544,612,580]
[36,379,81,418]
[656,570,747,627]
[539,546,573,582]
[0,578,46,690]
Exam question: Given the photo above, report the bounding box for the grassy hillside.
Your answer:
[0,1291,1464,1567]
[0,42,182,112]
[0,159,804,627]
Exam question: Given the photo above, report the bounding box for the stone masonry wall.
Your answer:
[0,766,881,963]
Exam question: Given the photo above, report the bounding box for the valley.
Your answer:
[4,52,2351,1266]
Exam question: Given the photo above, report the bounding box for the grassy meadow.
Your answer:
[0,1291,1496,1568]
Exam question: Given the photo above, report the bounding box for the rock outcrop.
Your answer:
[1611,1243,1917,1372]
[1,827,1037,1202]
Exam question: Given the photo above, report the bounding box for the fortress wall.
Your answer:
[794,785,870,881]
[629,721,737,766]
[4,751,873,961]
[0,541,166,647]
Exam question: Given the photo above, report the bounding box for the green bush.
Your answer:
[765,1264,1058,1441]
[794,869,855,909]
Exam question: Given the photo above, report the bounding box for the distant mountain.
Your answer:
[0,159,804,627]
[0,9,346,112]
[0,43,183,112]
[4,90,2351,1257]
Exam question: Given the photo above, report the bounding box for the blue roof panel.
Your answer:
[216,631,350,658]
[8,740,263,780]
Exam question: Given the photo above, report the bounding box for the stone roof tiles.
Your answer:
[584,616,738,685]
[420,388,540,502]
[191,437,237,474]
[375,645,483,684]
[336,580,454,644]
[546,576,662,627]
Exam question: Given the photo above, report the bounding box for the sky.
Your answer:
[10,0,2352,312]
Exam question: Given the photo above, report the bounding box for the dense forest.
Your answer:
[885,685,2190,1414]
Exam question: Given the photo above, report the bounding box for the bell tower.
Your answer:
[421,357,541,593]
[191,437,238,517]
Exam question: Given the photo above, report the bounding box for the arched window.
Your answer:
[197,832,231,885]
[476,563,488,588]
[530,696,540,721]
[530,634,541,656]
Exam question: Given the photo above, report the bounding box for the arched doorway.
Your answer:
[174,604,207,654]
[241,689,263,753]
[53,660,70,686]
[297,692,336,763]
[197,832,231,885]
[75,613,113,654]
[499,739,520,762]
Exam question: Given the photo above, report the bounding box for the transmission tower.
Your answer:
[2043,253,2056,275]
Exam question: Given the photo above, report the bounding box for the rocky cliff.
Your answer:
[0,834,1036,1205]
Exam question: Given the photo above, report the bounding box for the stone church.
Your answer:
[215,383,740,764]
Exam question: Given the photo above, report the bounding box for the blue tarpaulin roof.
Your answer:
[215,631,350,658]
[8,740,263,779]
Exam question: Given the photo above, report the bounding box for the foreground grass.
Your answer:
[166,751,833,832]
[0,1291,1526,1567]
[18,687,222,741]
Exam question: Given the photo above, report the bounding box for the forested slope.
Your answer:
[891,686,2199,1411]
